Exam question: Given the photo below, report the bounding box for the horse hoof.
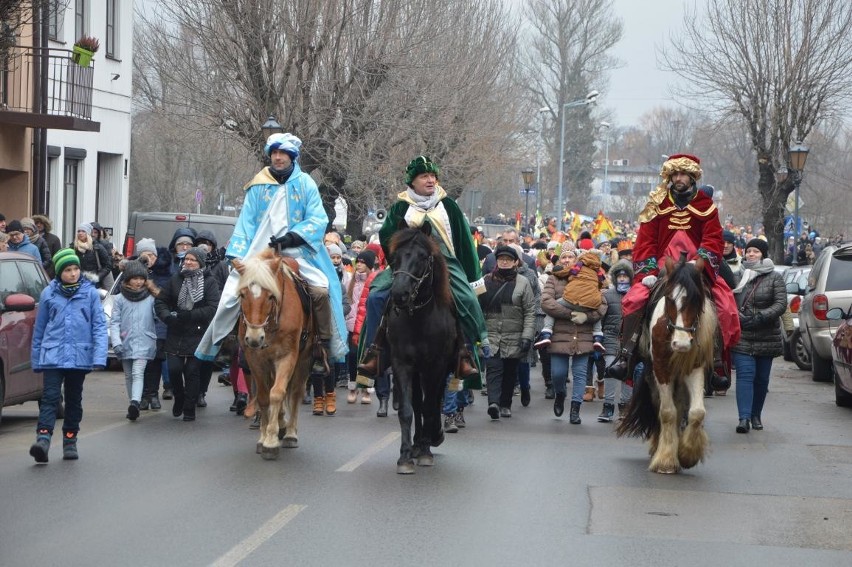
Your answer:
[397,462,416,475]
[416,454,434,467]
[281,437,299,448]
[261,446,280,460]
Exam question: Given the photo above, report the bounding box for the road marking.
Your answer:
[336,431,400,472]
[211,504,306,567]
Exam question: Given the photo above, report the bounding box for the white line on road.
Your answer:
[211,504,306,567]
[336,431,400,472]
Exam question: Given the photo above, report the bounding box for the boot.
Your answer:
[617,403,627,420]
[324,391,337,415]
[249,412,261,430]
[596,379,605,400]
[604,310,644,381]
[583,386,595,402]
[554,392,565,417]
[234,393,248,415]
[313,395,325,416]
[569,401,582,424]
[127,401,140,421]
[544,382,555,400]
[62,432,79,460]
[457,346,479,379]
[377,397,389,417]
[149,394,162,410]
[162,387,173,400]
[139,397,150,411]
[357,320,387,378]
[598,402,615,423]
[29,430,51,463]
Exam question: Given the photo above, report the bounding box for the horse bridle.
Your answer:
[664,292,698,336]
[240,292,280,340]
[392,254,434,315]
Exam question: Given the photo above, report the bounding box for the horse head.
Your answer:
[388,224,450,313]
[662,254,708,353]
[233,249,287,349]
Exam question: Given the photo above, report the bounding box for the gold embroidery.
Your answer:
[668,224,692,230]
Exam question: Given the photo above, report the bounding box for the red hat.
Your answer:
[667,153,700,164]
[577,237,595,250]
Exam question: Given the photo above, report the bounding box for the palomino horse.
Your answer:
[386,224,459,474]
[232,248,314,460]
[617,253,717,474]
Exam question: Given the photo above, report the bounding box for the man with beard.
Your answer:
[605,154,740,381]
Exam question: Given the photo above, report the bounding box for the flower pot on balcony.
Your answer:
[72,45,94,67]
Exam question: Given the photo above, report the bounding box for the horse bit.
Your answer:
[392,254,434,315]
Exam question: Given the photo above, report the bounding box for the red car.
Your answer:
[828,305,852,407]
[0,251,51,424]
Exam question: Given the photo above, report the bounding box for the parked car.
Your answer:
[0,251,51,424]
[122,212,236,258]
[781,266,812,370]
[101,271,126,364]
[826,306,852,407]
[795,243,852,382]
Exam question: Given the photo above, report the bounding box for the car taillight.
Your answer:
[790,296,801,313]
[123,236,135,258]
[813,294,829,320]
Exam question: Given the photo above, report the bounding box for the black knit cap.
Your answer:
[745,238,768,259]
[722,230,736,243]
[123,259,148,281]
[355,249,377,270]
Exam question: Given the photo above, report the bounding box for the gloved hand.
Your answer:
[641,275,658,288]
[480,344,492,359]
[113,345,124,358]
[754,312,766,325]
[164,311,179,326]
[570,311,588,324]
[176,310,192,322]
[519,338,532,354]
[739,313,754,330]
[269,232,298,250]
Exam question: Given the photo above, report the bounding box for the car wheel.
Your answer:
[835,367,852,408]
[791,330,812,371]
[811,351,833,383]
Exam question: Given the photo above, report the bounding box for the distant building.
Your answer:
[590,159,658,215]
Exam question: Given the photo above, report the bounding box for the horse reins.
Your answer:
[392,254,435,315]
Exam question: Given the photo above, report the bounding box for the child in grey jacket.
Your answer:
[110,260,158,420]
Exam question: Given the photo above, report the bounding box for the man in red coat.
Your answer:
[606,153,740,380]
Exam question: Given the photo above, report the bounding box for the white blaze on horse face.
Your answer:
[249,283,263,299]
[670,285,693,352]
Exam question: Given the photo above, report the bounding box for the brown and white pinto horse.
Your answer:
[232,248,314,460]
[617,253,717,474]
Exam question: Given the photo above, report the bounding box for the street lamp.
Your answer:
[600,121,611,198]
[788,141,810,266]
[261,115,283,140]
[536,107,548,219]
[557,90,599,227]
[521,168,535,235]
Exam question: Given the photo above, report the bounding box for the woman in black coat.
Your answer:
[154,247,221,421]
[730,239,787,434]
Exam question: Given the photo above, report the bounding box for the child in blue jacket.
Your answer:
[29,248,108,463]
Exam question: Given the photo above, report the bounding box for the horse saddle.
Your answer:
[280,255,313,351]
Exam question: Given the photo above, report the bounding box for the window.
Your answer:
[16,260,49,302]
[47,0,62,41]
[105,0,118,58]
[75,0,87,41]
[63,159,80,245]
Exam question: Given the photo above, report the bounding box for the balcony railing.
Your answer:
[0,45,98,130]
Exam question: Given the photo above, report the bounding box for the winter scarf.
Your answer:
[74,234,93,253]
[177,268,205,310]
[121,283,151,302]
[672,184,697,209]
[481,268,517,314]
[58,281,81,297]
[732,258,776,294]
[269,163,295,185]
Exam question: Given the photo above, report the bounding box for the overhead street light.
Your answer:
[788,141,810,266]
[556,90,599,226]
[536,107,548,220]
[521,168,535,235]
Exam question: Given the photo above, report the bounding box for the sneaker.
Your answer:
[487,403,500,420]
[480,387,488,396]
[500,407,512,418]
[149,395,162,410]
[454,411,466,428]
[544,385,555,400]
[593,341,606,353]
[139,397,150,411]
[347,389,358,404]
[513,386,520,397]
[217,372,231,386]
[162,388,173,400]
[360,390,372,404]
[443,414,459,433]
[196,393,207,408]
[534,332,552,349]
[336,378,348,389]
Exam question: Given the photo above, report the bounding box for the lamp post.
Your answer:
[536,107,548,219]
[261,115,283,140]
[521,169,535,235]
[600,121,611,199]
[557,90,599,227]
[788,141,810,266]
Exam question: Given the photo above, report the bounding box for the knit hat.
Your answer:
[577,237,595,250]
[20,217,36,233]
[174,235,194,247]
[745,238,768,259]
[355,250,377,270]
[405,155,440,185]
[722,230,736,243]
[185,247,207,265]
[326,243,343,257]
[135,238,157,256]
[53,248,80,278]
[494,245,519,262]
[122,259,148,281]
[6,220,23,234]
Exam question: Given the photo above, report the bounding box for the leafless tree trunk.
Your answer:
[661,0,852,262]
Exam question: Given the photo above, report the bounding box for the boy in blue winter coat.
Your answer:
[29,248,108,463]
[110,260,158,421]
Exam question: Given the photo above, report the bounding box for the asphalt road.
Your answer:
[1,359,851,566]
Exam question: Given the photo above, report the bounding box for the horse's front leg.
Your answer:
[281,352,311,449]
[678,366,709,469]
[649,381,680,474]
[396,367,416,474]
[261,354,295,460]
[252,375,270,455]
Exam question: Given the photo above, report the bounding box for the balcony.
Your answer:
[0,45,100,132]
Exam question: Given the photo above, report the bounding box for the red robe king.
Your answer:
[621,155,741,349]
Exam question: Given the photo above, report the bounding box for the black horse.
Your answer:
[386,223,459,474]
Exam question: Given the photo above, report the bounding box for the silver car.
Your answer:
[781,266,811,370]
[796,243,852,382]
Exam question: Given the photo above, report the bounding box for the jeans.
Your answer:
[167,354,201,416]
[122,359,147,403]
[37,369,86,434]
[375,368,391,400]
[517,362,531,391]
[602,354,633,404]
[443,379,468,415]
[485,357,520,408]
[363,288,390,355]
[550,353,590,403]
[732,352,773,420]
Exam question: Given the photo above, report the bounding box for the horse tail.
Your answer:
[615,367,659,440]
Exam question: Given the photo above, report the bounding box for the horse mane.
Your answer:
[665,259,707,321]
[238,248,294,302]
[389,228,453,307]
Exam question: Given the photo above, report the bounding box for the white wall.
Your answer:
[46,0,132,247]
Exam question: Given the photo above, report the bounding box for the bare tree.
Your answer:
[520,0,623,215]
[661,0,852,261]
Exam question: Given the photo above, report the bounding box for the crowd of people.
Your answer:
[14,136,846,464]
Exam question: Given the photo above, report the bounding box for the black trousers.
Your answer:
[168,354,201,417]
[485,357,520,409]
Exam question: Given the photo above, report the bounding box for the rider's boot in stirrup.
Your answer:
[357,321,387,378]
[604,311,644,381]
[457,346,479,379]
